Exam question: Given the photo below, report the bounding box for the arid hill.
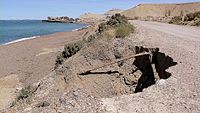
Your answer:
[122,2,200,20]
[79,13,106,23]
[105,9,124,16]
[79,9,124,23]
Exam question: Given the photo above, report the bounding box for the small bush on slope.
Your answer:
[169,11,200,26]
[55,55,64,69]
[54,41,83,69]
[55,14,135,68]
[98,13,134,38]
[169,16,183,25]
[115,23,134,38]
[54,36,96,69]
[17,86,33,101]
[185,11,200,21]
[62,41,83,58]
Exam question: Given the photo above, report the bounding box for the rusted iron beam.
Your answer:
[78,52,152,75]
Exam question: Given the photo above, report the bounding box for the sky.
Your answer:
[1,0,200,20]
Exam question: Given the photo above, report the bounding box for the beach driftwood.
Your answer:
[78,52,152,75]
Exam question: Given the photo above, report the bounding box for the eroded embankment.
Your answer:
[4,37,177,113]
[56,38,177,97]
[4,15,178,112]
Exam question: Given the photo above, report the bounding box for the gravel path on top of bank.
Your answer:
[101,20,200,113]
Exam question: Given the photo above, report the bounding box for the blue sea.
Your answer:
[0,20,87,45]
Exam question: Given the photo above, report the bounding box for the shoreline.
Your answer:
[0,24,90,46]
[0,25,90,82]
[0,25,91,110]
[2,36,41,45]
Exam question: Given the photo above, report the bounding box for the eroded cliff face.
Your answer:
[121,2,200,21]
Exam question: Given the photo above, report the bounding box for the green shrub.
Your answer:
[107,13,128,27]
[84,35,96,44]
[55,42,83,69]
[55,55,64,69]
[107,18,119,26]
[62,35,96,59]
[97,13,134,38]
[98,23,107,33]
[62,41,83,58]
[97,13,131,34]
[185,11,200,21]
[115,24,134,38]
[169,11,200,26]
[169,16,182,24]
[17,86,33,101]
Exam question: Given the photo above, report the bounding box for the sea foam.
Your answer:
[3,36,40,45]
[72,25,90,31]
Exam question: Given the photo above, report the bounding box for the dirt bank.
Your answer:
[3,26,177,112]
[101,20,200,113]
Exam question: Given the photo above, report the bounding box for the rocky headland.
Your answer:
[42,16,80,23]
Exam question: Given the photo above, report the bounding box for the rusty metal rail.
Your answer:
[77,52,152,75]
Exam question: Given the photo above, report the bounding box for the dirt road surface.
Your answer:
[102,20,200,113]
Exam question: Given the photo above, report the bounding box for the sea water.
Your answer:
[0,20,87,45]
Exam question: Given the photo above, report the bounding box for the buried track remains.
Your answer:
[56,39,177,97]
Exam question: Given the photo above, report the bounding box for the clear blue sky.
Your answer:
[1,0,200,20]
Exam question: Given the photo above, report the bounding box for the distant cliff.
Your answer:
[105,9,124,16]
[79,9,123,23]
[42,16,80,23]
[79,13,106,23]
[121,2,200,21]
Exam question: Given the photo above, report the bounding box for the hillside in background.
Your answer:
[79,13,106,23]
[105,9,124,16]
[79,2,200,23]
[121,2,200,20]
[79,9,124,23]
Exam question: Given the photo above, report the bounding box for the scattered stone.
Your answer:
[36,101,50,108]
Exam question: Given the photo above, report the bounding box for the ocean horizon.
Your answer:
[0,20,87,45]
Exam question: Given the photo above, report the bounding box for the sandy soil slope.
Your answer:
[122,2,200,19]
[101,20,200,113]
[0,29,88,85]
[0,74,22,110]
